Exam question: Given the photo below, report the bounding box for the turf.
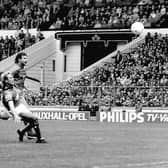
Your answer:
[0,120,168,168]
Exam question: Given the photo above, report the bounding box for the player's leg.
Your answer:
[25,123,37,140]
[30,118,46,143]
[16,104,36,141]
[16,104,46,143]
[17,117,35,142]
[19,95,36,139]
[18,116,46,143]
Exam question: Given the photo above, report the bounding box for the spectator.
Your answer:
[23,32,168,108]
[0,28,45,61]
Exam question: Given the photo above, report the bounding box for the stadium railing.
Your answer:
[25,85,168,108]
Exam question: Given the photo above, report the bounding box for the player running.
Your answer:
[1,71,46,143]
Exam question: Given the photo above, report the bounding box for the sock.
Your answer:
[33,119,42,140]
[34,126,42,140]
[21,124,33,135]
[21,117,34,135]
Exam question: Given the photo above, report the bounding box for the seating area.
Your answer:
[49,0,168,29]
[24,32,168,108]
[0,0,167,30]
[0,29,45,61]
[0,0,63,30]
[0,0,168,109]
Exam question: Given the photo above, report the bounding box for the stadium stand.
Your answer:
[22,32,168,109]
[0,0,167,30]
[0,0,71,30]
[0,29,45,61]
[48,0,168,30]
[1,0,168,110]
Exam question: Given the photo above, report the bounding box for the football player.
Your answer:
[1,72,46,143]
[8,52,40,139]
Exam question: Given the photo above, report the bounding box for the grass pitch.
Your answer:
[0,120,168,168]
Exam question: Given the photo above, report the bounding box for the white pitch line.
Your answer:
[126,161,168,167]
[92,161,168,168]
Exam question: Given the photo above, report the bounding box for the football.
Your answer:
[131,22,144,35]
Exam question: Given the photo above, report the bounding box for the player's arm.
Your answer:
[26,76,40,83]
[14,79,23,85]
[8,100,21,123]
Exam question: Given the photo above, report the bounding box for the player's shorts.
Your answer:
[15,103,37,120]
[15,103,30,116]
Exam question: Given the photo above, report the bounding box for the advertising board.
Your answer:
[30,106,90,121]
[97,107,168,123]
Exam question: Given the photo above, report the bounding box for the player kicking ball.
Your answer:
[1,72,46,143]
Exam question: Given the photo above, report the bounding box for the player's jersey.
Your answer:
[9,64,26,89]
[2,86,21,111]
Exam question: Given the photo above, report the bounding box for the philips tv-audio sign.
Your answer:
[97,107,168,123]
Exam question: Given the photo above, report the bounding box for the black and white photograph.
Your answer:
[1,0,168,168]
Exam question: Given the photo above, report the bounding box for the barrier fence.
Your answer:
[0,85,167,123]
[25,85,168,108]
[28,105,168,123]
[23,85,168,123]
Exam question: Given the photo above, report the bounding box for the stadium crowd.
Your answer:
[23,32,168,109]
[49,0,168,29]
[0,29,45,61]
[0,0,167,30]
[1,0,168,112]
[0,0,63,30]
